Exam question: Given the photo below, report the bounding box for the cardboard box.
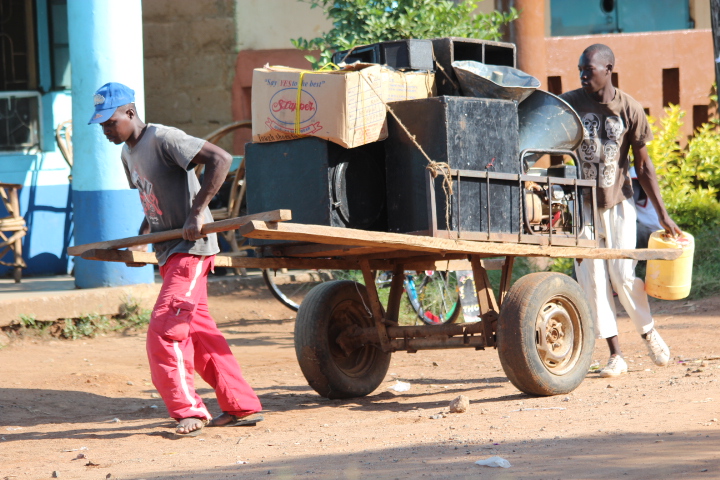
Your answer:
[251,64,435,148]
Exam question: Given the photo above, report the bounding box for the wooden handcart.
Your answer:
[68,209,681,399]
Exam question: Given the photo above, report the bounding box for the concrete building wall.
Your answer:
[142,0,237,147]
[235,0,331,51]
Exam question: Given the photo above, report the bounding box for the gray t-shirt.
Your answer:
[121,123,219,266]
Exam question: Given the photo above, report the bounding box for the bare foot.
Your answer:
[175,417,205,435]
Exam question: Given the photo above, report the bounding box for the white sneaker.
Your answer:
[599,355,628,378]
[644,328,670,366]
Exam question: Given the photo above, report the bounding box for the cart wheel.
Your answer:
[497,272,594,396]
[262,269,360,312]
[295,280,391,399]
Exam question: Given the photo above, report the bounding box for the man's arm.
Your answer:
[183,142,232,241]
[633,144,682,236]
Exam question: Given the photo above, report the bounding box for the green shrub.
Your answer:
[18,314,37,328]
[646,103,720,298]
[117,296,152,329]
[687,227,720,299]
[292,0,517,69]
[647,104,720,234]
[549,257,574,276]
[648,105,720,234]
[62,313,109,340]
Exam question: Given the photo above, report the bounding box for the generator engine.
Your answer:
[523,165,580,235]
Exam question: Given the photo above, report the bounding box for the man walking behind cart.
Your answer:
[89,82,262,436]
[560,45,682,377]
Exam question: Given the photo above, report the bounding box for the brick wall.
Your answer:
[142,0,236,150]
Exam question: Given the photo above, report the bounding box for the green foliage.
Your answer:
[292,0,518,69]
[62,313,110,340]
[117,296,152,329]
[486,256,541,291]
[688,227,720,299]
[5,314,51,336]
[549,257,574,276]
[4,297,152,341]
[645,103,720,298]
[18,314,37,328]
[647,105,720,234]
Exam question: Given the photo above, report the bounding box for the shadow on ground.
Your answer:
[114,430,719,480]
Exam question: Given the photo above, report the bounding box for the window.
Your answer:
[49,0,70,90]
[662,68,680,107]
[0,0,38,91]
[0,92,41,152]
[547,76,562,95]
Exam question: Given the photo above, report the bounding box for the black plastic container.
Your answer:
[333,39,434,71]
[384,96,520,238]
[245,137,387,243]
[431,37,516,96]
[332,44,382,65]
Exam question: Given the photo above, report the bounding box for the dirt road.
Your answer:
[1,283,719,480]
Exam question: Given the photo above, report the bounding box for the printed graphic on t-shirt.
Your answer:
[131,171,163,225]
[579,113,625,188]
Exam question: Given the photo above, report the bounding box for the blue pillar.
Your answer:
[68,0,153,288]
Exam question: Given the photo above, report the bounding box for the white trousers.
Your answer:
[574,198,654,339]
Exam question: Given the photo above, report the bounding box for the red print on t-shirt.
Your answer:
[132,171,163,225]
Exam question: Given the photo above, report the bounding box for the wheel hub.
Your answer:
[535,299,579,373]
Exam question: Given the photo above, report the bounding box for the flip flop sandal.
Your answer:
[210,413,264,427]
[232,414,264,427]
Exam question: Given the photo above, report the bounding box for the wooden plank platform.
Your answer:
[80,248,494,272]
[67,210,291,257]
[239,221,683,261]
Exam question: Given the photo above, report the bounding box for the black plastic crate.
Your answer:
[384,96,521,240]
[332,44,381,65]
[245,137,387,244]
[431,37,516,96]
[333,39,434,71]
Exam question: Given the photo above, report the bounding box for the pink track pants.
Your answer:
[146,253,262,421]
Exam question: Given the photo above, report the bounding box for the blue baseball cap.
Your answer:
[88,82,135,124]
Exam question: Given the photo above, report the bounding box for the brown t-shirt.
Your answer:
[560,88,652,209]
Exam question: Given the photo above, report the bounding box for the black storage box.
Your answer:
[431,37,516,96]
[333,39,434,71]
[384,96,520,239]
[245,138,387,244]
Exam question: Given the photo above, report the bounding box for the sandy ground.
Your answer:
[1,282,720,480]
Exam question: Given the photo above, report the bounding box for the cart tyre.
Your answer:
[295,280,391,399]
[497,272,594,396]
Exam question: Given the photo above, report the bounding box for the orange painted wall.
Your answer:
[545,30,715,137]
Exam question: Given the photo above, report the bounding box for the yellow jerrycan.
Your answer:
[645,231,694,300]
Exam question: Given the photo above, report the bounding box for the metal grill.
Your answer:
[0,93,41,152]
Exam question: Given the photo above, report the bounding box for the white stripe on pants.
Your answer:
[574,198,654,339]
